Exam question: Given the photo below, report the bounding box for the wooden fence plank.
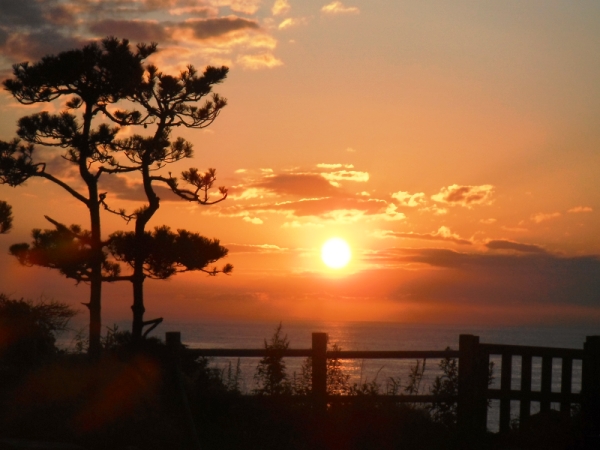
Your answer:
[499,353,512,433]
[540,356,553,412]
[560,357,573,416]
[520,355,532,425]
[312,332,328,410]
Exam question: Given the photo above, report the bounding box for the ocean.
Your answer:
[59,319,600,432]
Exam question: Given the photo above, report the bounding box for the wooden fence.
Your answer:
[166,331,600,438]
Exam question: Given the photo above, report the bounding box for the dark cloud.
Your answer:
[2,30,89,61]
[89,19,171,43]
[0,28,8,47]
[185,17,259,40]
[364,247,600,309]
[0,0,46,27]
[44,5,77,26]
[485,240,547,254]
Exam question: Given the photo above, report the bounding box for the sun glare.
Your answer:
[321,238,352,269]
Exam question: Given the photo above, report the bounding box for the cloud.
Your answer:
[0,0,283,73]
[1,29,89,61]
[169,6,218,17]
[321,1,360,15]
[184,16,260,40]
[89,20,171,43]
[214,0,263,15]
[362,247,600,312]
[431,184,494,207]
[250,173,341,197]
[237,52,283,69]
[226,243,288,253]
[271,0,291,16]
[243,216,263,224]
[317,163,343,169]
[282,220,324,228]
[378,226,472,245]
[531,212,561,224]
[568,206,593,214]
[97,174,183,203]
[391,191,426,207]
[480,218,497,224]
[320,170,369,183]
[221,165,406,225]
[0,0,46,27]
[501,226,529,233]
[485,240,547,254]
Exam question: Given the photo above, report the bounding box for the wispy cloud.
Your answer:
[321,1,360,15]
[320,170,369,183]
[271,0,291,16]
[376,226,472,245]
[237,52,283,69]
[226,243,289,253]
[568,206,593,214]
[531,212,561,223]
[485,239,547,254]
[480,218,497,224]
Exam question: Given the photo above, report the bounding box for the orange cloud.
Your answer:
[376,226,472,245]
[321,1,360,15]
[567,206,593,213]
[485,240,547,254]
[391,190,426,207]
[431,184,494,207]
[531,212,561,223]
[272,0,291,16]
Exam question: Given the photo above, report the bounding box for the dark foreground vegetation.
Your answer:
[0,299,594,450]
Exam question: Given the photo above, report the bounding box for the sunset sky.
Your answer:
[1,0,599,327]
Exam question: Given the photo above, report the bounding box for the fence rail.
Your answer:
[166,331,600,439]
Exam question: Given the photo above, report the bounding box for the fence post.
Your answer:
[582,335,600,446]
[312,332,328,411]
[166,332,202,450]
[458,334,487,437]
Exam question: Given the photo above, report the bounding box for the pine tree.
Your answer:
[0,38,155,357]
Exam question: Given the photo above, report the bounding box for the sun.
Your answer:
[321,238,352,269]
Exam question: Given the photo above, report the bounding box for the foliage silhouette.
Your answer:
[0,294,76,367]
[0,38,155,357]
[0,200,12,233]
[254,323,292,395]
[9,216,120,283]
[100,62,230,342]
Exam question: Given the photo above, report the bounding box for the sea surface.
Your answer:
[59,320,600,432]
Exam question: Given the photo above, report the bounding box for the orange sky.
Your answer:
[1,0,599,327]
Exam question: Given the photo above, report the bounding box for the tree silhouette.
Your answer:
[0,200,12,234]
[100,64,231,342]
[0,38,156,358]
[0,39,233,350]
[9,216,120,284]
[108,227,232,340]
